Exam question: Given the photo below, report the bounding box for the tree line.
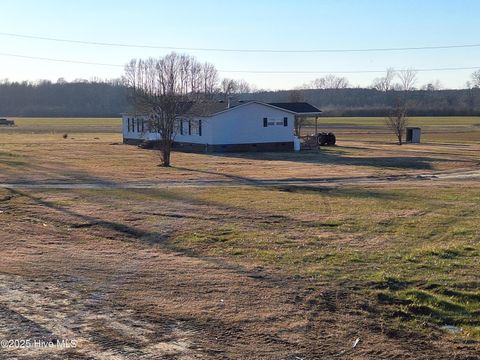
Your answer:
[248,87,480,116]
[0,79,127,117]
[1,68,479,118]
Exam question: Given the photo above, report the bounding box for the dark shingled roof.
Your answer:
[268,102,322,114]
[185,102,229,116]
[125,101,322,117]
[188,101,322,116]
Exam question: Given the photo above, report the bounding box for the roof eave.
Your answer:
[295,111,323,116]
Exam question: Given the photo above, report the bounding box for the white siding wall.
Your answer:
[122,115,160,141]
[122,102,295,145]
[174,117,211,144]
[209,103,294,144]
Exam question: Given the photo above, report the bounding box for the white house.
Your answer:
[122,101,321,152]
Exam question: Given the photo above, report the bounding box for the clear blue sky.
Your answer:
[1,0,479,89]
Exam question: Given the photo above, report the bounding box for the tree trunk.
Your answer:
[160,140,171,167]
[398,134,403,145]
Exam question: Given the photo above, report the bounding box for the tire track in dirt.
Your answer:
[0,274,200,359]
[1,168,479,190]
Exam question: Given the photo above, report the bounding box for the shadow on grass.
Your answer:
[207,151,451,170]
[8,188,156,239]
[274,185,402,200]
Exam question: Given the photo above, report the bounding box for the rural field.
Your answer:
[1,117,480,359]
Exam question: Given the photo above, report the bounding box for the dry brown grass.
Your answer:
[1,118,479,358]
[2,186,478,359]
[1,130,479,186]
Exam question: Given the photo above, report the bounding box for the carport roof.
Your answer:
[268,102,322,115]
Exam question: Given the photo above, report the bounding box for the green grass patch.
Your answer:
[377,286,480,339]
[11,117,121,127]
[307,116,480,127]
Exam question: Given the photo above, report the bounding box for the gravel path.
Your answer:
[1,169,479,189]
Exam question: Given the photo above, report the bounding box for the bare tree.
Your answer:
[385,100,408,145]
[307,75,350,89]
[220,78,251,100]
[371,68,396,91]
[201,63,219,97]
[421,80,442,91]
[397,69,418,91]
[235,79,251,94]
[471,70,480,88]
[220,78,237,101]
[124,53,218,167]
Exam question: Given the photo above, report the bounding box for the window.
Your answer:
[283,117,288,127]
[141,119,145,132]
[131,118,135,132]
[127,118,131,132]
[188,120,192,135]
[198,120,202,136]
[263,117,268,127]
[137,118,141,132]
[180,119,183,135]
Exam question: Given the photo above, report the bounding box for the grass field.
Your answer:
[10,117,122,126]
[310,116,480,127]
[0,117,479,358]
[8,116,480,127]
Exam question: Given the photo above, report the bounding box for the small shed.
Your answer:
[406,127,421,144]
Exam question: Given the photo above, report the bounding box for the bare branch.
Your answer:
[397,69,418,91]
[305,75,350,89]
[372,68,396,91]
[471,70,480,88]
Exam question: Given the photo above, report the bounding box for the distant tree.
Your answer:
[201,63,219,97]
[385,100,408,145]
[235,79,251,94]
[220,78,251,101]
[220,78,237,101]
[371,68,396,91]
[288,89,305,102]
[124,52,218,167]
[421,80,442,91]
[220,78,251,100]
[471,70,480,88]
[397,69,418,91]
[308,75,350,89]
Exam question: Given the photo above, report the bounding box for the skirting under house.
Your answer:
[123,138,294,153]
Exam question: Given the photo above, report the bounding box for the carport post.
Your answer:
[315,116,318,135]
